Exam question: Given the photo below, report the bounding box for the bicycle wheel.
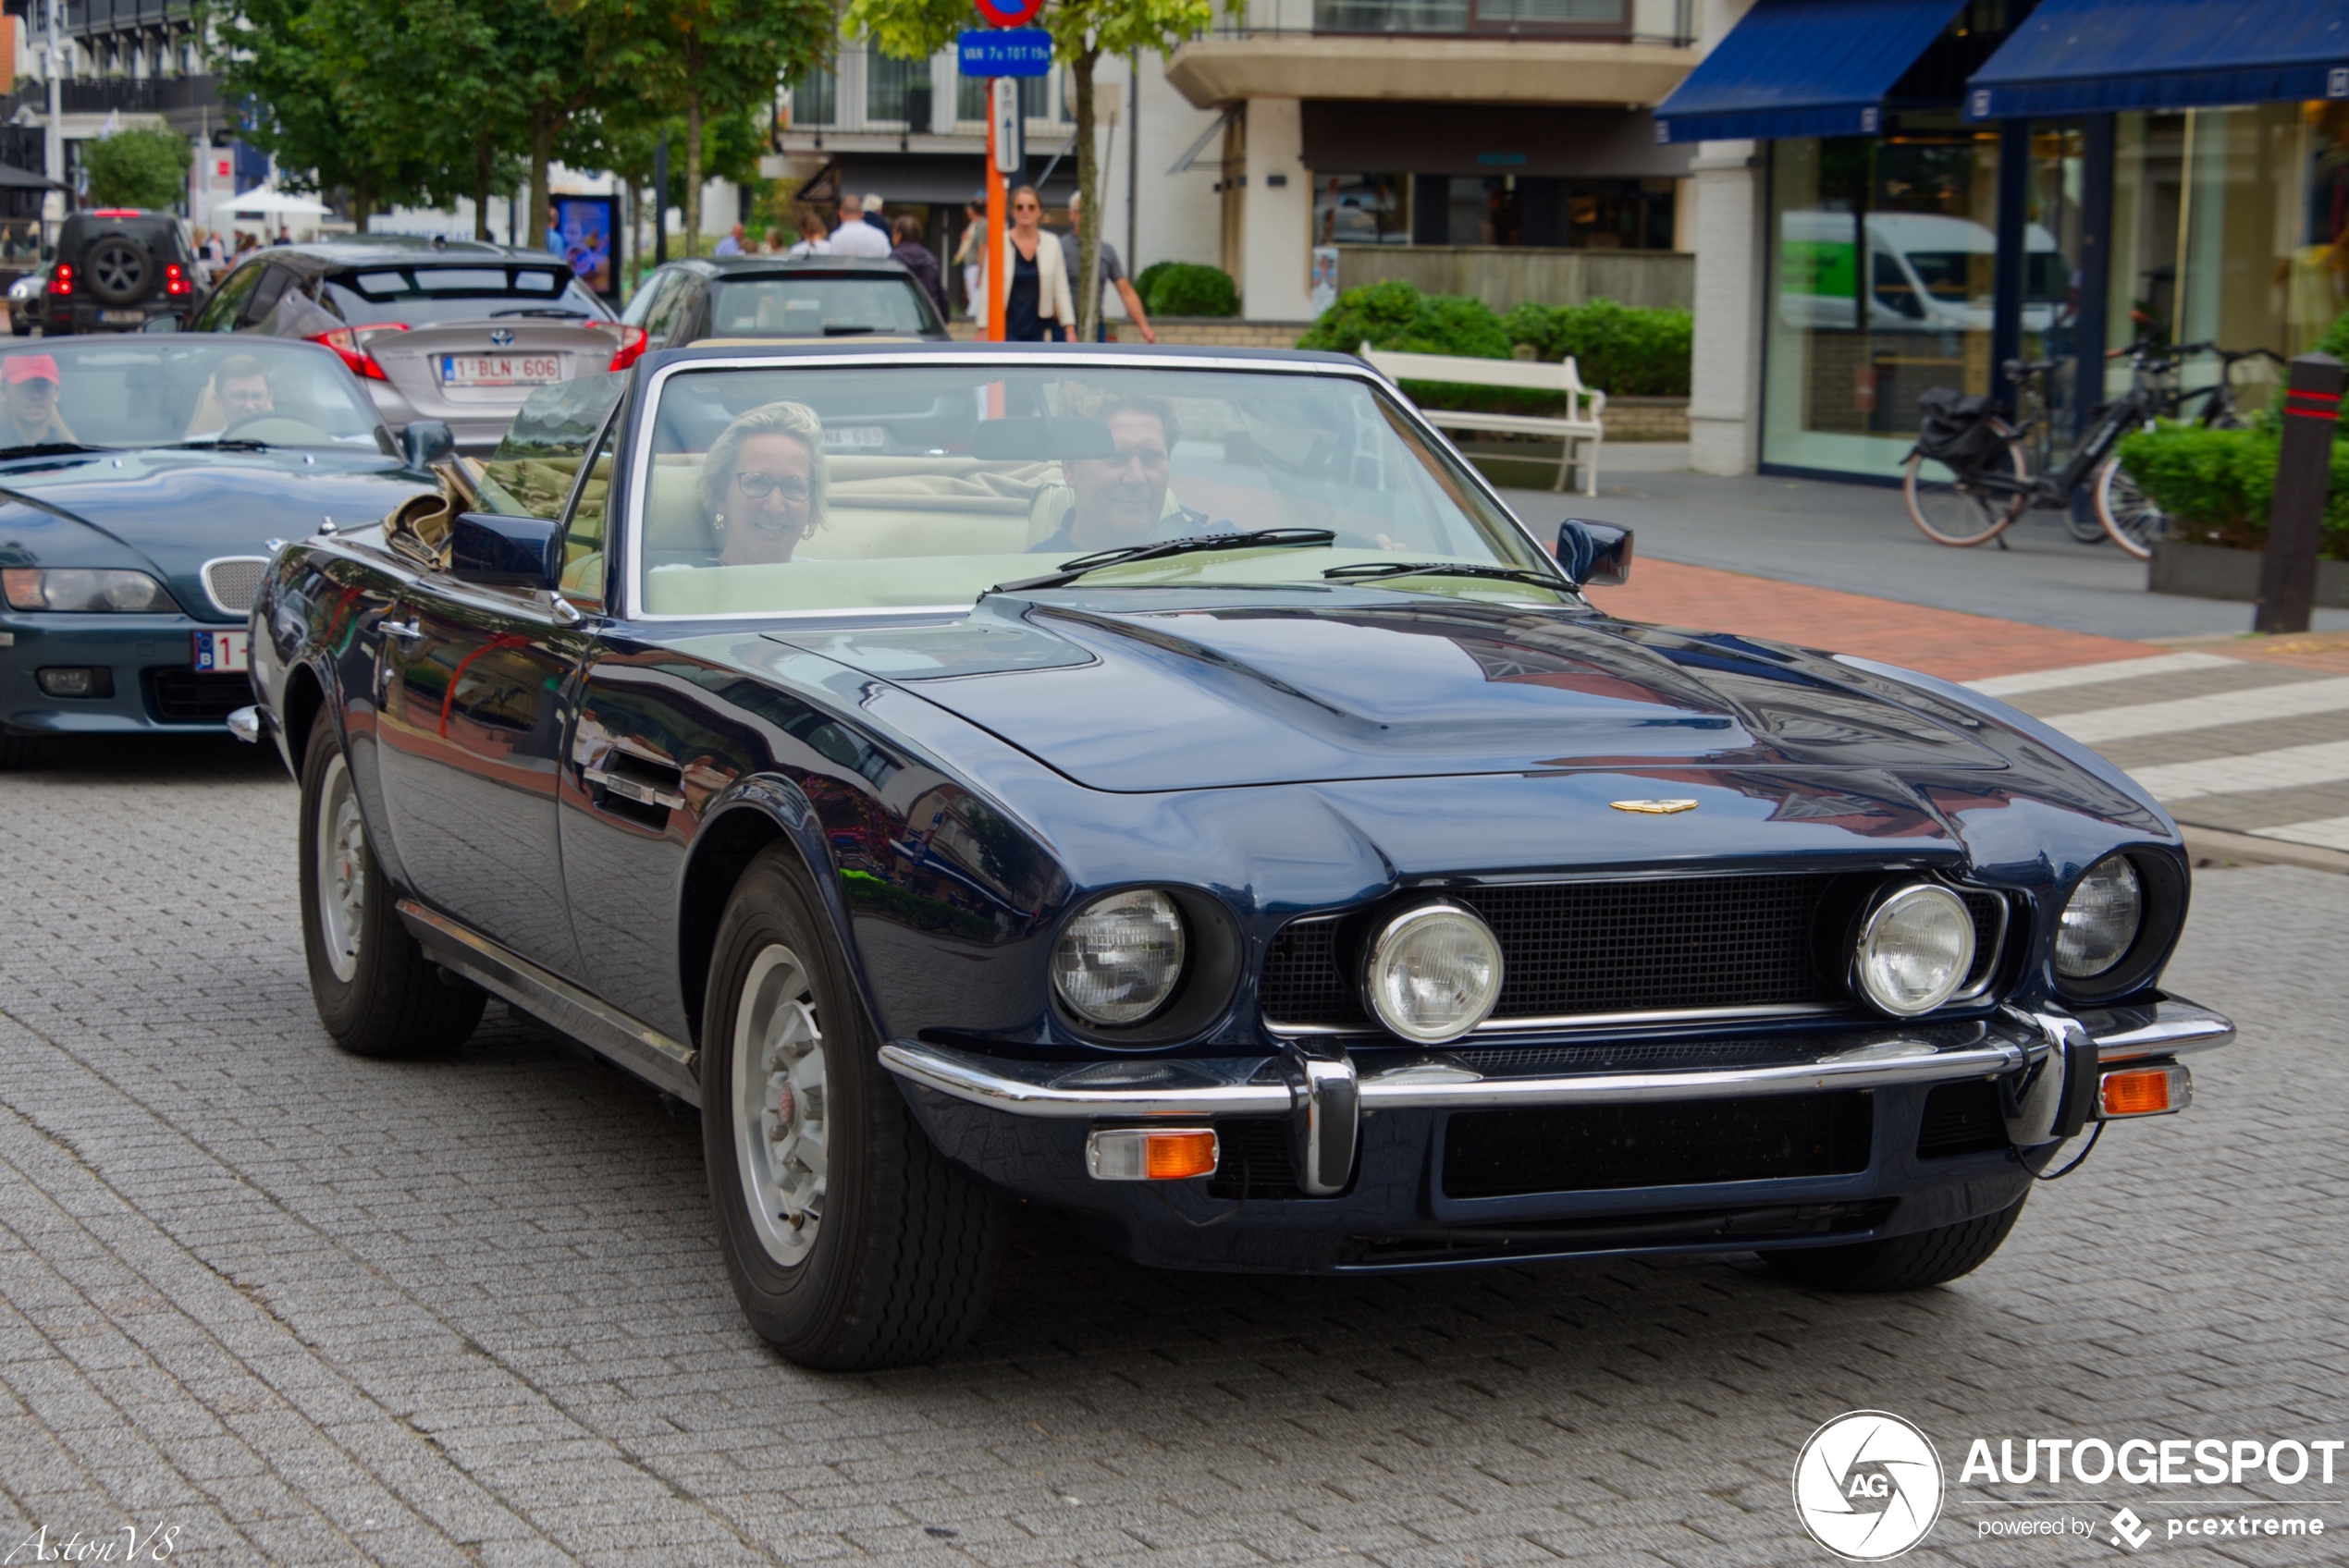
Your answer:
[2094,455,2168,560]
[1904,445,2027,547]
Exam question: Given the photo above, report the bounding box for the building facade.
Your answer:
[1672,0,2349,480]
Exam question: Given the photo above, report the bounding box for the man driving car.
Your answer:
[187,354,275,438]
[1031,397,1211,554]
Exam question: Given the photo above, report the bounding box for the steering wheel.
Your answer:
[218,412,338,447]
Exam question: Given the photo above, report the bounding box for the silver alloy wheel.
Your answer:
[315,751,364,984]
[732,944,829,1268]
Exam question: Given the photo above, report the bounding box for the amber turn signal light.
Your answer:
[2097,1064,2190,1120]
[1085,1127,1219,1182]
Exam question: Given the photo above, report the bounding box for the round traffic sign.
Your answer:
[975,0,1044,27]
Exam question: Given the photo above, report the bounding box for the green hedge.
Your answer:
[2117,424,2349,558]
[1296,280,1692,414]
[1137,261,1238,318]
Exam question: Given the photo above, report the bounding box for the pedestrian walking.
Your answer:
[889,215,949,318]
[714,222,746,258]
[829,195,891,258]
[761,227,784,254]
[786,210,832,258]
[863,194,890,235]
[972,185,1071,343]
[953,195,986,319]
[1059,192,1157,344]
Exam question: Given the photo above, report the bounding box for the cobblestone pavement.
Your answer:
[2,738,2345,1567]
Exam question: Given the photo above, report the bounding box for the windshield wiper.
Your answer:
[0,442,103,460]
[488,307,590,320]
[1322,559,1573,593]
[168,437,271,451]
[822,325,879,336]
[994,528,1338,593]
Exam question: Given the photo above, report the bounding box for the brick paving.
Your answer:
[1,738,2345,1565]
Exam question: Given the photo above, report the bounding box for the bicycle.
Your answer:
[1903,340,2281,557]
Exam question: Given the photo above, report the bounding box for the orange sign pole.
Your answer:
[986,82,1008,346]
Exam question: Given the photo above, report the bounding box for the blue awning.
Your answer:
[1654,0,1969,144]
[1965,0,2349,120]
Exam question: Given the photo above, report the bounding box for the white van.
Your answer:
[1779,210,2063,335]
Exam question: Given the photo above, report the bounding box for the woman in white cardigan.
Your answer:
[972,186,1074,341]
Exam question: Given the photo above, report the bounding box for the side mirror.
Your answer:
[451,511,560,591]
[1555,518,1633,588]
[401,419,456,471]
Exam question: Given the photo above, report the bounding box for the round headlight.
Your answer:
[1853,884,1976,1017]
[1365,902,1504,1045]
[1052,889,1186,1026]
[2055,854,2143,979]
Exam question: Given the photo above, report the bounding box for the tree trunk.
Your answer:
[527,117,554,251]
[1072,46,1101,342]
[684,88,705,259]
[473,139,492,242]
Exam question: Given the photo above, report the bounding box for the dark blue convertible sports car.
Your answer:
[0,335,451,765]
[239,342,2234,1369]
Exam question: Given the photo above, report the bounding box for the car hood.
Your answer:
[0,449,434,621]
[772,594,2013,791]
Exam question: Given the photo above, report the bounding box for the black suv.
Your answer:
[43,209,199,335]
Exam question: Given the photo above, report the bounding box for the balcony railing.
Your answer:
[57,75,222,113]
[1209,0,1691,43]
[59,0,193,32]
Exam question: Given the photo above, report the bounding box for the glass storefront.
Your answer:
[1763,116,2020,478]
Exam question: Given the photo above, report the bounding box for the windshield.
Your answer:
[325,264,609,325]
[707,276,937,337]
[628,361,1561,618]
[0,337,389,454]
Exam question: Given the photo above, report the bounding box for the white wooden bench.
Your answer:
[1360,344,1605,496]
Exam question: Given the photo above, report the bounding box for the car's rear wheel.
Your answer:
[1904,447,2027,547]
[701,845,1003,1370]
[1763,1194,2027,1292]
[297,717,484,1057]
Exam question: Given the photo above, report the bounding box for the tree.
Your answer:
[628,0,828,253]
[846,0,1214,337]
[82,128,191,211]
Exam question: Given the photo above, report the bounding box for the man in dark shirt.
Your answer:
[1030,396,1213,554]
[1057,192,1156,343]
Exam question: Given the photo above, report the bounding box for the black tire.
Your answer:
[85,238,151,306]
[297,717,484,1057]
[1764,1195,2026,1292]
[700,844,1003,1370]
[1904,445,2028,547]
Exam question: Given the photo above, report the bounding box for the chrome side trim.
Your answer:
[396,900,700,1104]
[582,766,685,812]
[1354,1035,2027,1110]
[2074,996,2236,1062]
[1267,1002,1848,1037]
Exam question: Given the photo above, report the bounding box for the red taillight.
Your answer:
[164,262,189,297]
[89,208,141,217]
[307,322,407,381]
[52,263,73,297]
[592,322,648,373]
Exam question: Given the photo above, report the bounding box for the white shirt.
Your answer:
[786,239,830,258]
[827,220,892,259]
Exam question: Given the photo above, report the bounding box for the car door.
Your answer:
[372,494,590,977]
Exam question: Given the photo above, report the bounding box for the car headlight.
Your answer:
[1852,883,1976,1016]
[1052,889,1186,1025]
[2055,854,2143,979]
[1365,901,1504,1045]
[3,568,177,613]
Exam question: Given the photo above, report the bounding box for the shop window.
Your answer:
[1406,175,1673,250]
[1315,175,1409,246]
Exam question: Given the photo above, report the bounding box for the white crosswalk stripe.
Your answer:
[2253,816,2349,851]
[2044,676,2349,745]
[2125,741,2349,802]
[1966,650,2238,698]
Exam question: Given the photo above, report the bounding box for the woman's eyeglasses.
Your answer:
[734,471,812,502]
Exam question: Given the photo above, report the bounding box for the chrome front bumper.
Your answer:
[881,996,2234,1195]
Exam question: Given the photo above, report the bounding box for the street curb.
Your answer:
[2178,824,2349,876]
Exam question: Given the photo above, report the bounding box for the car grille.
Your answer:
[1440,1092,1876,1198]
[146,668,252,722]
[1259,875,2010,1032]
[201,557,270,615]
[1915,1079,2011,1158]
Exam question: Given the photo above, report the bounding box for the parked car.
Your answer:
[42,209,202,336]
[190,239,637,453]
[8,263,51,337]
[621,256,948,353]
[239,341,2233,1370]
[0,335,448,766]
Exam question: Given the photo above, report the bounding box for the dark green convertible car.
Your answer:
[0,334,447,765]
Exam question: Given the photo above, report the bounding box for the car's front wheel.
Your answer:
[297,717,484,1057]
[1763,1194,2026,1292]
[702,845,1003,1370]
